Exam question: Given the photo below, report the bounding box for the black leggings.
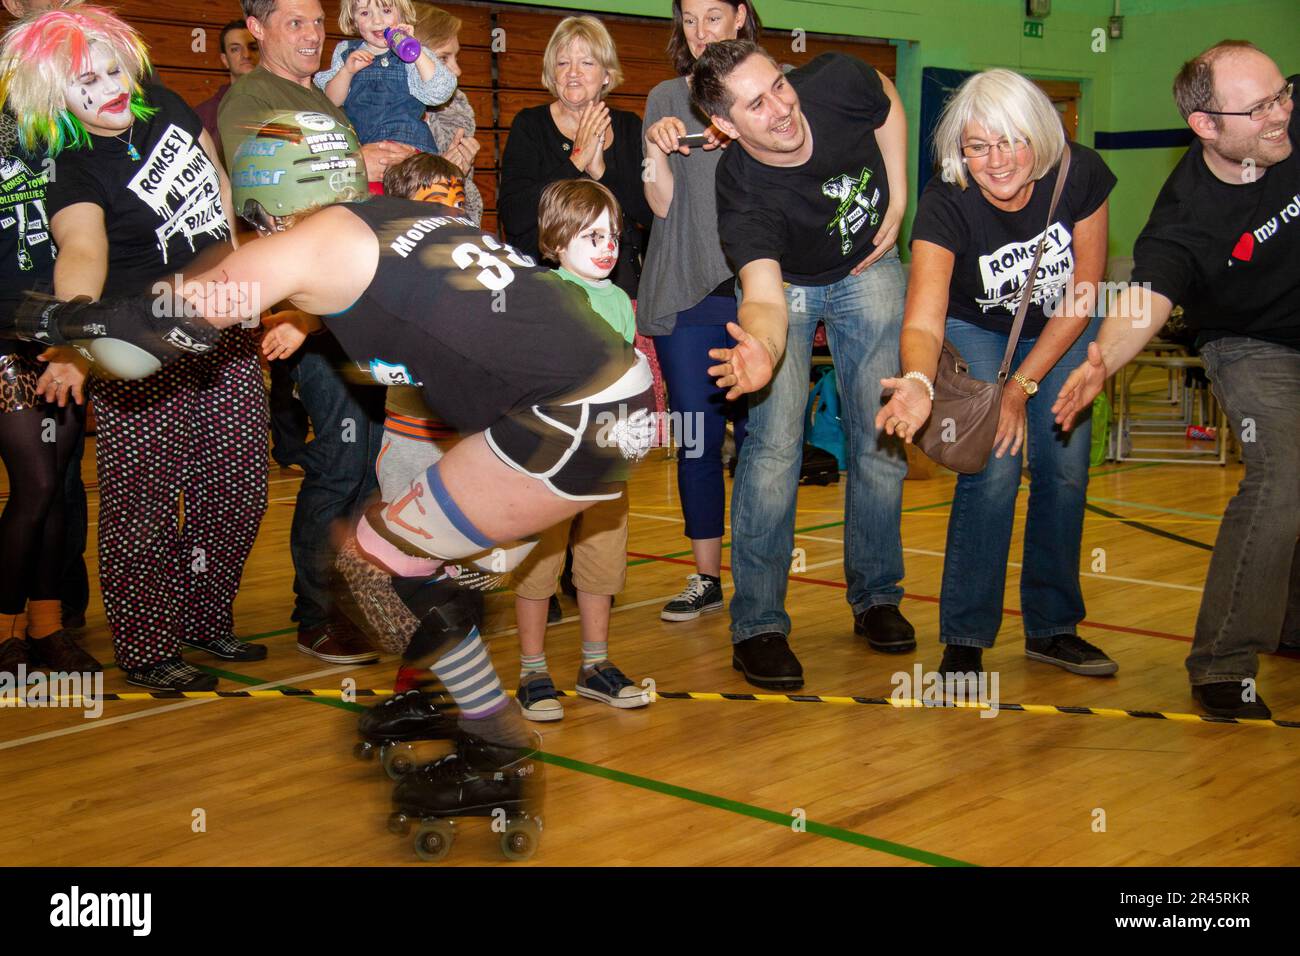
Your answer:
[0,404,83,614]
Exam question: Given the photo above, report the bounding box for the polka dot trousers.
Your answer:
[91,329,269,670]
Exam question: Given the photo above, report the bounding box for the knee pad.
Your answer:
[381,462,539,575]
[382,461,494,560]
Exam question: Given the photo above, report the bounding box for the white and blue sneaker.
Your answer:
[518,671,564,722]
[575,660,650,709]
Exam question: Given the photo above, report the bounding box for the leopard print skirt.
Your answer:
[0,350,41,415]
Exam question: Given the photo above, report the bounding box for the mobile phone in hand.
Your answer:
[677,133,710,149]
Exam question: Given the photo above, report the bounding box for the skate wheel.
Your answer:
[354,740,375,761]
[387,811,411,836]
[413,819,455,862]
[382,744,416,779]
[500,817,541,862]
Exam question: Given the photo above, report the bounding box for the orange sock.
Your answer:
[26,601,61,640]
[1,611,28,641]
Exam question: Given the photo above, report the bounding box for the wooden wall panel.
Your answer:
[5,1,895,232]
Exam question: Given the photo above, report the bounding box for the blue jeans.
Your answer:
[939,315,1099,647]
[289,342,385,629]
[1187,336,1300,684]
[653,296,748,541]
[729,251,908,642]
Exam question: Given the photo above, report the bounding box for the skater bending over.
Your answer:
[0,113,655,817]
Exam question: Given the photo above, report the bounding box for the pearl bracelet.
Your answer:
[902,370,935,401]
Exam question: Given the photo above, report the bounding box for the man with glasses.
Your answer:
[1054,41,1298,719]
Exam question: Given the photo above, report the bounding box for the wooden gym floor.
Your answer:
[3,405,1298,867]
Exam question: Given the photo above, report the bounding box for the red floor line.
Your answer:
[625,551,1196,645]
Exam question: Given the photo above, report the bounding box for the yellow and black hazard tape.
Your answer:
[1,687,1294,729]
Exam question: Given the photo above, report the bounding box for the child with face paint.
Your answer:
[0,7,267,692]
[315,0,456,159]
[511,179,649,721]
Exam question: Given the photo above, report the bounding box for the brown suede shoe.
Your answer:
[29,631,103,673]
[297,617,379,664]
[0,637,31,677]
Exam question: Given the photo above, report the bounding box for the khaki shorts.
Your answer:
[512,489,628,599]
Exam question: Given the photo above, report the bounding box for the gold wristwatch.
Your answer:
[1011,372,1038,397]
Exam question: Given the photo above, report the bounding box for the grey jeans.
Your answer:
[1185,335,1300,685]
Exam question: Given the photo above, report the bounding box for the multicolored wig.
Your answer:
[0,5,157,156]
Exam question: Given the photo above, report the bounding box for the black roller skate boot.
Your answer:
[354,584,485,778]
[354,683,460,779]
[388,732,545,862]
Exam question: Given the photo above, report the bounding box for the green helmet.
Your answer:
[229,111,367,223]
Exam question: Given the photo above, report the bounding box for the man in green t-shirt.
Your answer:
[218,0,416,666]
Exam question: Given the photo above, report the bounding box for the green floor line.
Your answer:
[1086,496,1221,520]
[196,664,969,866]
[535,750,974,867]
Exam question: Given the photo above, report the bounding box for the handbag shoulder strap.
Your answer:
[997,144,1072,381]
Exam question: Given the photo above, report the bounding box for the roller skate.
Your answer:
[354,673,460,779]
[387,732,545,862]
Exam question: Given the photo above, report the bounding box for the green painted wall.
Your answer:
[512,0,1299,259]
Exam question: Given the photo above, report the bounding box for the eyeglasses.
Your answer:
[960,138,1030,159]
[578,229,618,249]
[1198,81,1293,122]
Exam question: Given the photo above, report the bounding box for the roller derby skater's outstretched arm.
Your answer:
[178,206,379,327]
[708,258,787,401]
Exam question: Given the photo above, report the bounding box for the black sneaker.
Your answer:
[661,574,723,622]
[854,605,916,653]
[1025,635,1118,676]
[182,634,268,662]
[937,643,984,679]
[126,658,218,692]
[732,633,803,690]
[1192,681,1272,720]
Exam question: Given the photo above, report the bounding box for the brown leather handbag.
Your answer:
[914,146,1072,474]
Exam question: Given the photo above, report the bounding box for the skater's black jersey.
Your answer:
[329,195,635,434]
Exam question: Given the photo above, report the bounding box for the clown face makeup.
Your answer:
[413,178,466,209]
[560,208,618,282]
[64,41,133,137]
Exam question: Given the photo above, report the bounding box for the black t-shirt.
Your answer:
[0,117,56,291]
[46,83,230,297]
[497,105,653,297]
[715,53,894,286]
[910,142,1116,337]
[1131,74,1300,351]
[330,195,635,434]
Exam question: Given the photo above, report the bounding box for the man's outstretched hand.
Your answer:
[708,321,776,401]
[1051,341,1108,431]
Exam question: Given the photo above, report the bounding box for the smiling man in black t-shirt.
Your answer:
[689,40,911,689]
[1055,41,1298,719]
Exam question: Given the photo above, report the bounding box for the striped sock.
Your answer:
[520,652,548,679]
[581,641,607,668]
[432,627,508,719]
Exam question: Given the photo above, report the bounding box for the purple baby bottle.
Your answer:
[384,27,421,63]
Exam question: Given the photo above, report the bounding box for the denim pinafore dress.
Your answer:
[341,39,437,152]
